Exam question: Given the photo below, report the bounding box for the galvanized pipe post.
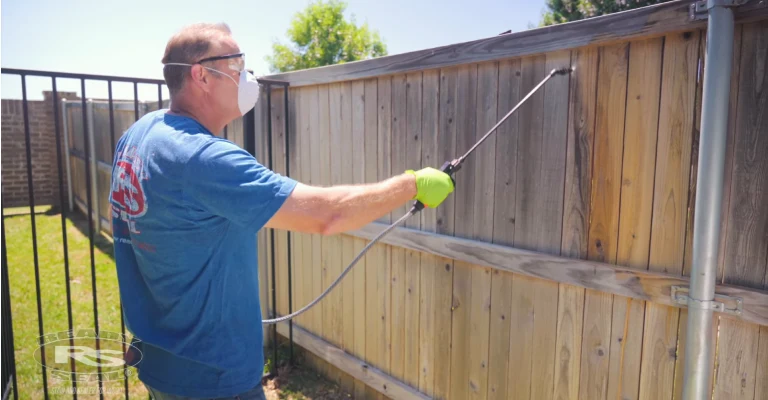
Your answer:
[682,1,735,399]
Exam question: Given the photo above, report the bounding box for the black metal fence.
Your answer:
[0,68,291,399]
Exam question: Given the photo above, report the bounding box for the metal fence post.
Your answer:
[86,99,100,234]
[62,99,74,213]
[682,3,735,399]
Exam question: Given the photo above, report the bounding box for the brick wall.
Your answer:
[1,91,78,208]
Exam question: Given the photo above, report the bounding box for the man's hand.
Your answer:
[405,167,455,208]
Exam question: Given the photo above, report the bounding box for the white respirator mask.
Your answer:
[164,52,260,116]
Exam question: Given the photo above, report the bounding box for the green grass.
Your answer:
[4,206,146,399]
[4,206,347,400]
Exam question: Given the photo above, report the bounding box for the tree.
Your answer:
[541,0,674,26]
[266,0,388,73]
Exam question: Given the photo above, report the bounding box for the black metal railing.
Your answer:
[257,81,293,377]
[0,67,293,399]
[1,68,168,400]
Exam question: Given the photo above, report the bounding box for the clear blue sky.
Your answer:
[2,0,547,101]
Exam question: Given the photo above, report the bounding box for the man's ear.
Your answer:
[189,65,210,91]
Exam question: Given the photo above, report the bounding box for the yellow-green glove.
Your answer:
[405,167,455,208]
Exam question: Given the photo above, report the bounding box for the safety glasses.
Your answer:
[197,52,245,73]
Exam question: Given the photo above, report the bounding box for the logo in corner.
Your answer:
[111,147,148,218]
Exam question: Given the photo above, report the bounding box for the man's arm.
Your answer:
[265,167,454,235]
[265,173,417,235]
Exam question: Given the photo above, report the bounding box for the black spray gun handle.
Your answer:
[410,159,461,214]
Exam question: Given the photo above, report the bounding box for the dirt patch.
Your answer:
[262,364,353,400]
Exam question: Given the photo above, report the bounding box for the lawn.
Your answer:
[4,205,146,399]
[3,206,349,400]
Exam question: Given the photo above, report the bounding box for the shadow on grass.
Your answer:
[63,209,115,262]
[3,205,116,261]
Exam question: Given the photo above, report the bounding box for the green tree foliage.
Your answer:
[266,0,388,73]
[541,0,674,26]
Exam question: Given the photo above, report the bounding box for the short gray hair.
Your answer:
[161,23,232,95]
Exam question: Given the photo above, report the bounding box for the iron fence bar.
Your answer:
[108,81,117,158]
[283,88,294,364]
[62,100,74,213]
[107,80,131,400]
[265,84,279,372]
[1,68,288,87]
[52,78,79,399]
[80,79,105,400]
[157,84,163,110]
[134,83,140,121]
[1,68,165,85]
[21,74,50,399]
[1,209,19,400]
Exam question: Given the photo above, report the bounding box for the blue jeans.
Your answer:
[145,383,267,400]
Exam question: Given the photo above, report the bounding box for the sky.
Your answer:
[1,0,548,101]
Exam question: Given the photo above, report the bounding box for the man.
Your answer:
[110,23,454,399]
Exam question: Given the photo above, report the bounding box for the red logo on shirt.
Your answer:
[111,147,148,219]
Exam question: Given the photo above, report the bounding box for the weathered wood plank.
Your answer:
[300,85,324,374]
[554,45,598,400]
[325,83,344,384]
[403,72,423,390]
[580,41,629,400]
[339,81,356,393]
[508,55,545,400]
[528,50,570,400]
[487,58,520,400]
[755,326,768,400]
[363,77,382,400]
[350,79,367,399]
[345,223,768,328]
[309,85,324,339]
[275,322,431,400]
[287,88,300,332]
[449,63,478,400]
[716,24,744,285]
[554,284,585,400]
[390,73,408,382]
[298,87,316,349]
[433,67,458,400]
[264,1,768,87]
[376,76,393,399]
[418,69,439,397]
[714,20,768,400]
[464,61,497,400]
[291,88,305,329]
[639,30,700,400]
[714,321,761,400]
[608,36,663,400]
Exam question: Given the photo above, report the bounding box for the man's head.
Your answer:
[161,23,246,125]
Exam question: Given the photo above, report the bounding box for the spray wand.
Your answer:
[262,66,574,325]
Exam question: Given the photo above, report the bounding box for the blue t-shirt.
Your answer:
[109,110,297,397]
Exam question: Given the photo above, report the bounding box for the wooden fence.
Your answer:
[255,2,768,399]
